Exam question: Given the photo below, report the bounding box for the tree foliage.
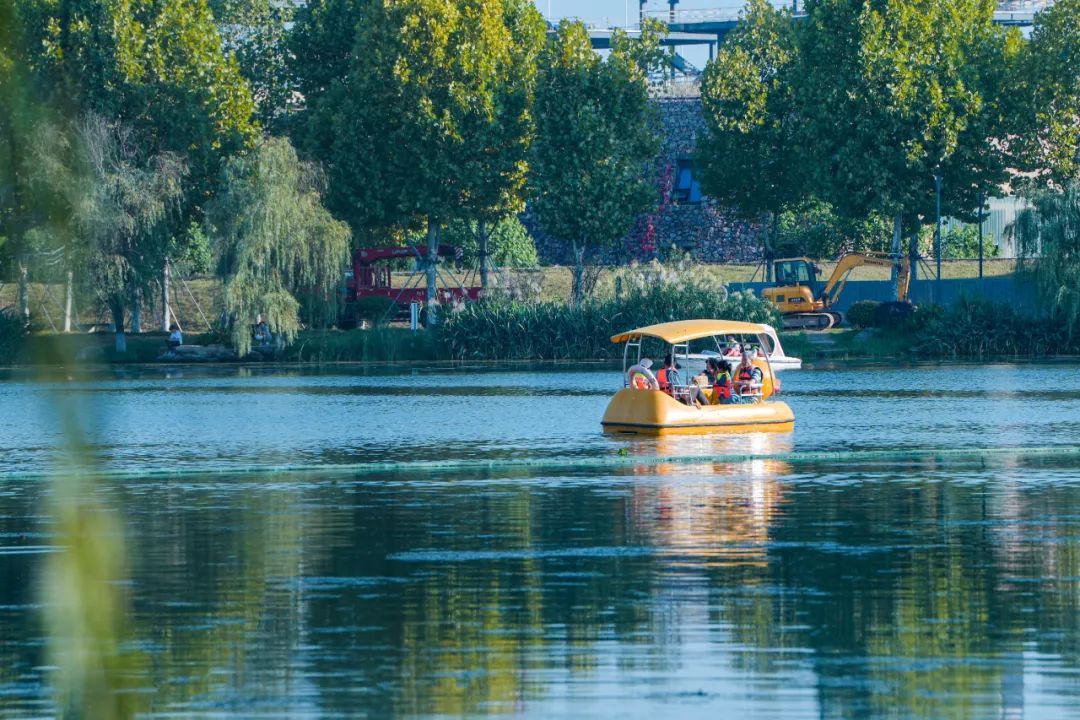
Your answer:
[441,215,537,268]
[697,0,804,230]
[24,0,257,202]
[1011,181,1080,335]
[314,0,541,242]
[774,201,893,258]
[207,137,351,354]
[528,19,662,303]
[212,0,295,132]
[796,0,1018,226]
[1015,0,1080,186]
[47,115,188,340]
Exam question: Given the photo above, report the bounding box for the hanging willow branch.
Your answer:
[1011,181,1080,337]
[207,137,351,355]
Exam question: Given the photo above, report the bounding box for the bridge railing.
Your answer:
[646,1,1051,27]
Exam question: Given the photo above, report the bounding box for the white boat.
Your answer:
[686,323,802,373]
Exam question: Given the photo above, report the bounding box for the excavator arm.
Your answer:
[820,253,911,306]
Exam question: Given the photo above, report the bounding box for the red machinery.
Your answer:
[342,244,482,324]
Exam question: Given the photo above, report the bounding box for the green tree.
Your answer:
[1011,181,1080,335]
[529,19,662,305]
[27,0,256,197]
[696,0,804,279]
[1015,0,1080,186]
[441,215,537,269]
[206,137,351,355]
[288,0,367,172]
[456,0,546,289]
[20,0,257,329]
[325,0,540,324]
[796,0,1019,264]
[774,201,893,259]
[212,0,295,132]
[0,5,36,325]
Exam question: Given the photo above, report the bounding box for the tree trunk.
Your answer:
[766,212,778,284]
[571,241,586,307]
[478,219,489,290]
[63,268,74,333]
[161,256,171,332]
[908,229,919,283]
[130,289,142,334]
[110,299,126,354]
[16,255,29,327]
[425,217,439,326]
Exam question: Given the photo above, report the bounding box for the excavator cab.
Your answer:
[773,258,821,294]
[762,258,830,325]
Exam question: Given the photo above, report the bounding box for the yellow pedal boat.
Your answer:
[601,319,795,435]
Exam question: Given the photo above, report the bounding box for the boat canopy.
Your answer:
[610,319,776,345]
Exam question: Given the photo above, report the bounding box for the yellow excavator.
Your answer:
[762,253,912,330]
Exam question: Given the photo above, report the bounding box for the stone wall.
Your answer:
[531,96,765,266]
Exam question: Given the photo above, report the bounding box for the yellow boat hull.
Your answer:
[601,389,795,435]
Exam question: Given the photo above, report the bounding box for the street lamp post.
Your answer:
[977,192,985,279]
[934,171,942,289]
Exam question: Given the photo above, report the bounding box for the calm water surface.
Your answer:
[2,363,1080,718]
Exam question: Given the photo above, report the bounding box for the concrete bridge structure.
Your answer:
[580,1,1054,68]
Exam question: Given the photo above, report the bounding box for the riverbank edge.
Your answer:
[4,327,1080,368]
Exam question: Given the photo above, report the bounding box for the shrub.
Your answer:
[846,300,881,328]
[914,297,1066,358]
[351,296,399,325]
[439,259,782,360]
[0,311,28,365]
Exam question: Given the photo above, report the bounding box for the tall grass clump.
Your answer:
[913,297,1068,359]
[439,259,781,360]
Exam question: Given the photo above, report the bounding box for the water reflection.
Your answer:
[2,458,1080,718]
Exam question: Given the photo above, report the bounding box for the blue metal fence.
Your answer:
[729,275,1038,313]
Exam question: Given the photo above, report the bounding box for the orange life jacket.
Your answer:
[656,367,671,392]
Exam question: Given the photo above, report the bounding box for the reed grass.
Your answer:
[440,262,782,361]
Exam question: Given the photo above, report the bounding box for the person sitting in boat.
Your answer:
[660,354,707,407]
[723,335,742,357]
[168,323,183,349]
[627,358,659,390]
[710,358,735,404]
[734,349,762,397]
[655,355,673,393]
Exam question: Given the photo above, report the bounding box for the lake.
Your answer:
[2,363,1079,718]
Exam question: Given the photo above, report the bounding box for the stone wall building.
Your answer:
[531,91,765,266]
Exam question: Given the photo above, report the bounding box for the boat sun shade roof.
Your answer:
[610,319,775,345]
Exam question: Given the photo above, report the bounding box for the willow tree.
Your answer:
[21,0,257,330]
[74,115,188,352]
[529,20,662,305]
[1011,181,1080,335]
[697,0,804,281]
[207,137,350,355]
